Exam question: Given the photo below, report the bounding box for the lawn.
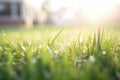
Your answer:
[0,25,120,80]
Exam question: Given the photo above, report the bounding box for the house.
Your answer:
[0,0,41,26]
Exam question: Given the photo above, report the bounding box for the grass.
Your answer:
[0,26,120,80]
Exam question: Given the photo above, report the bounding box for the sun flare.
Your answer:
[74,0,119,23]
[27,0,120,23]
[50,0,120,23]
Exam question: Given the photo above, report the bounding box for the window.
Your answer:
[16,3,21,17]
[0,3,11,16]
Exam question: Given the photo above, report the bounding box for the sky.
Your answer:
[49,0,120,11]
[28,0,120,11]
[50,0,120,21]
[28,0,120,23]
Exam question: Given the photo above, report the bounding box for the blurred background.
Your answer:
[0,0,120,27]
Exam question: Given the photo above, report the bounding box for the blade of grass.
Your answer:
[48,27,66,46]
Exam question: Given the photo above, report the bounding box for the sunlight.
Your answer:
[75,0,120,23]
[83,6,110,23]
[27,0,44,10]
[27,0,120,23]
[50,0,120,23]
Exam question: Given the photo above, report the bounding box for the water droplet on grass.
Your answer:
[79,38,83,43]
[54,50,59,55]
[2,30,6,36]
[102,51,106,55]
[38,45,42,49]
[0,46,2,51]
[31,58,36,64]
[89,55,95,63]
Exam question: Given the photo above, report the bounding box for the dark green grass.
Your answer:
[0,26,120,80]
